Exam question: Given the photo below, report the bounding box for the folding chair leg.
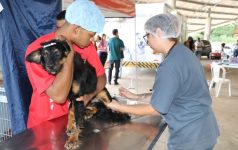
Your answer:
[228,81,231,97]
[214,82,218,96]
[209,80,214,91]
[216,82,222,97]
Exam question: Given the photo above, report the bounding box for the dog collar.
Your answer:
[43,42,56,48]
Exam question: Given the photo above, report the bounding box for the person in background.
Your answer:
[98,34,108,67]
[221,43,225,52]
[90,35,101,51]
[25,0,106,128]
[220,43,226,60]
[106,13,219,150]
[194,37,204,58]
[95,35,101,50]
[184,36,195,52]
[56,10,66,29]
[107,29,125,85]
[118,45,124,78]
[233,40,238,57]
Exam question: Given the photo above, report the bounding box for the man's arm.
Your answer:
[120,39,125,51]
[94,73,107,95]
[46,49,74,104]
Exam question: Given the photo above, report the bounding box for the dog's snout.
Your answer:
[45,64,56,73]
[46,64,54,68]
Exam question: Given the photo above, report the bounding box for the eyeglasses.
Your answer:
[143,33,149,44]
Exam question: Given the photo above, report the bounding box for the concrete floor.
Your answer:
[105,57,238,150]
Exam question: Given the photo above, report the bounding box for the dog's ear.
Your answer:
[61,41,71,54]
[26,48,42,64]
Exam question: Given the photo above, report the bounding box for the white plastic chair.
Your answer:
[209,62,231,97]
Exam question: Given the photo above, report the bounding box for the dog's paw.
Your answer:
[64,139,80,150]
[66,127,80,136]
[65,131,81,150]
[84,106,97,120]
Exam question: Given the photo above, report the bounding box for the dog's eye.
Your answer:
[42,51,49,57]
[54,50,61,56]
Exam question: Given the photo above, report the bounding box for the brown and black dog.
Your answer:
[26,39,130,149]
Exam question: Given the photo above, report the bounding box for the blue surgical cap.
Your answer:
[144,13,181,39]
[65,0,105,33]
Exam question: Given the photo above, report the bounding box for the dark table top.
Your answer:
[0,114,166,150]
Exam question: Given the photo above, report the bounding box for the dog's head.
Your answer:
[26,39,70,75]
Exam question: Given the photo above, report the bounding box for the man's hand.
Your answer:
[75,75,106,106]
[76,93,94,105]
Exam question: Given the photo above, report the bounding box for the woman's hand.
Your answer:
[105,99,121,111]
[119,87,139,100]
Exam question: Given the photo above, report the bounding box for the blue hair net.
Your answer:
[144,13,181,39]
[65,0,105,33]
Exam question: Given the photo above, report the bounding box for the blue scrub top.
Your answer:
[150,43,219,150]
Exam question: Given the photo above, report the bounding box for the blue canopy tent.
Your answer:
[0,0,61,134]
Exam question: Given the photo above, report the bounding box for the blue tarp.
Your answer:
[0,0,61,134]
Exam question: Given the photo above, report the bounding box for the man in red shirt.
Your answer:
[25,0,106,128]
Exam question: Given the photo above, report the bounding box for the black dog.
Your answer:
[26,39,130,149]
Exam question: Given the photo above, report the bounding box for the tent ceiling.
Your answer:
[63,0,238,33]
[175,0,238,33]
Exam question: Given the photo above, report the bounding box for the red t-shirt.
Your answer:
[25,32,105,128]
